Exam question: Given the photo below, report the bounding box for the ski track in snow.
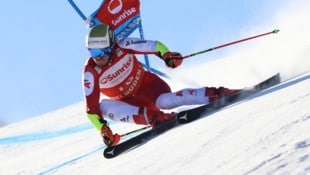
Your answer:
[37,146,103,175]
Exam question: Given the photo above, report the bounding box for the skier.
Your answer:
[83,24,240,147]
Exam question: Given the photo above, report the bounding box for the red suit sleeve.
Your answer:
[83,59,104,120]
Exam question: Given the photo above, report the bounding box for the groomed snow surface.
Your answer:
[0,72,309,175]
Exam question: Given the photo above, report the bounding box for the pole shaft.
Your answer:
[120,125,151,137]
[183,29,279,59]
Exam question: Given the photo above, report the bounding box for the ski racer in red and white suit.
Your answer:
[83,24,239,147]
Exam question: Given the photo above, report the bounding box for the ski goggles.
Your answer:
[88,47,112,58]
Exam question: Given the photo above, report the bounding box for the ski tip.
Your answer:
[274,72,281,83]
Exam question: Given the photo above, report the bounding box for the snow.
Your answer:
[0,72,309,175]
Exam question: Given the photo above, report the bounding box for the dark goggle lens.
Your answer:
[89,47,112,58]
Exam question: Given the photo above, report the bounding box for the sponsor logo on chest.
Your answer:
[99,56,133,88]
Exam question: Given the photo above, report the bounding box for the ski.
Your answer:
[103,73,281,158]
[177,73,281,123]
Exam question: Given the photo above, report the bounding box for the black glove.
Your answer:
[162,52,183,68]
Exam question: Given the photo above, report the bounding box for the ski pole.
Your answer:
[182,29,280,59]
[120,125,151,137]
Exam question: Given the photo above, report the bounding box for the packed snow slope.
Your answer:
[1,1,310,174]
[0,71,309,175]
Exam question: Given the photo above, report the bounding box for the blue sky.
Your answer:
[0,0,288,125]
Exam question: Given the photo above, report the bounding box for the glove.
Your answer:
[162,52,183,68]
[101,124,120,147]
